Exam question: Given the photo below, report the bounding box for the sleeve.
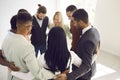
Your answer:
[67,41,95,80]
[23,45,54,80]
[11,71,33,80]
[37,54,48,68]
[70,51,82,67]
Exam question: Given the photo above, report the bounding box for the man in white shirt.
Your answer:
[2,12,53,80]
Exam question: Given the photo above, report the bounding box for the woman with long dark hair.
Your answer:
[11,27,82,80]
[45,26,71,73]
[38,27,82,76]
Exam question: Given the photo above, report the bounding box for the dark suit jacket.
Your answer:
[31,16,49,46]
[67,27,100,80]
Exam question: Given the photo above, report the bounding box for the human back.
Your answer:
[45,27,71,73]
[2,12,54,80]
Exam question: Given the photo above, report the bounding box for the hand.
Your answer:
[62,70,69,74]
[8,62,20,71]
[55,73,67,80]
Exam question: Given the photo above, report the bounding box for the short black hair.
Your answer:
[10,15,17,30]
[72,9,88,24]
[18,9,28,13]
[17,12,32,26]
[66,5,77,12]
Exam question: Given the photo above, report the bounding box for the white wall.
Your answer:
[0,0,56,48]
[94,0,120,56]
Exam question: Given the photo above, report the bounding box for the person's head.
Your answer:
[36,4,47,20]
[53,11,63,26]
[72,9,89,28]
[10,15,17,33]
[16,12,33,35]
[18,9,28,13]
[45,27,70,73]
[66,5,77,20]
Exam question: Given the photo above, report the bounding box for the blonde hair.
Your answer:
[53,11,64,27]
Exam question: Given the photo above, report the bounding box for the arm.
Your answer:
[70,51,82,67]
[11,71,33,80]
[11,50,54,80]
[0,49,9,66]
[67,41,95,80]
[23,46,54,80]
[0,50,19,71]
[56,41,95,80]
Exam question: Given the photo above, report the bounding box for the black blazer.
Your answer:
[67,27,100,80]
[31,16,49,45]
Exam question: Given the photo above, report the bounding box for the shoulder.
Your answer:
[44,16,49,20]
[49,23,55,29]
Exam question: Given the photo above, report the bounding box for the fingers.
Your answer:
[11,66,20,71]
[55,74,67,80]
[62,70,69,74]
[8,62,20,71]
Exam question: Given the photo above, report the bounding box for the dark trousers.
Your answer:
[34,43,46,57]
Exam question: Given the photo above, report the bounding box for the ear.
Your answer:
[25,25,29,30]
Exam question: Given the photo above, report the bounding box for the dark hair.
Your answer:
[45,27,70,73]
[10,15,17,30]
[66,5,77,12]
[18,9,28,13]
[37,4,47,14]
[72,9,88,24]
[16,12,32,26]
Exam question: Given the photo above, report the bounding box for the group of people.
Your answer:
[0,4,100,80]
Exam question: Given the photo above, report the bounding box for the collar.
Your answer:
[82,25,92,35]
[35,15,43,21]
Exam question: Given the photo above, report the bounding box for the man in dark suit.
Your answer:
[56,9,100,80]
[31,4,49,57]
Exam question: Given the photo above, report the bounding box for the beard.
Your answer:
[37,15,43,20]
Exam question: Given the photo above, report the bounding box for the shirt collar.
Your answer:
[82,25,92,35]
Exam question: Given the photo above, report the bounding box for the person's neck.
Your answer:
[84,22,90,28]
[16,30,30,41]
[16,30,27,37]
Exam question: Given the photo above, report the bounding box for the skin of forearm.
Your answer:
[0,50,10,67]
[0,55,10,67]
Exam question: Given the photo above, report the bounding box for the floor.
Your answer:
[92,50,120,80]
